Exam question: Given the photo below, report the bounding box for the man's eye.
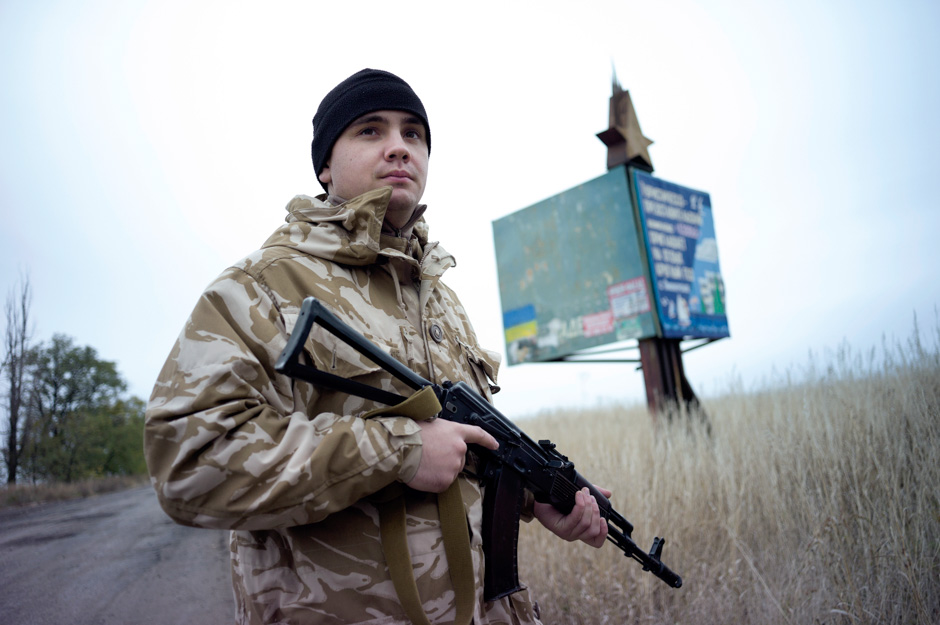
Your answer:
[405,130,421,140]
[358,127,378,136]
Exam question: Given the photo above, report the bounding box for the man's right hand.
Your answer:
[405,418,499,492]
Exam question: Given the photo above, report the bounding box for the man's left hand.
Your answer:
[534,486,611,548]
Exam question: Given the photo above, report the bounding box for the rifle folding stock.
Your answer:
[275,298,683,598]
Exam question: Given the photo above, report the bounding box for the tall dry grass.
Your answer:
[516,323,939,624]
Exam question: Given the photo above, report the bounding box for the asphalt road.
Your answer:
[0,485,233,625]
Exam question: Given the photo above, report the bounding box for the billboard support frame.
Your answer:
[492,79,728,420]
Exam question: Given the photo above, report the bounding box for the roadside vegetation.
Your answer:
[0,474,147,508]
[515,320,939,624]
[2,276,148,500]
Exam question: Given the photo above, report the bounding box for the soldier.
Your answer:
[145,68,609,625]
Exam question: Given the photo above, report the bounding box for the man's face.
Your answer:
[318,110,429,229]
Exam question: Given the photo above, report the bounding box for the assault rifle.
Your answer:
[275,297,682,599]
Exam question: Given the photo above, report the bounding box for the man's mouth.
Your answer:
[382,170,412,182]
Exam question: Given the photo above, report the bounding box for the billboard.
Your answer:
[632,170,730,340]
[493,167,729,365]
[492,167,657,365]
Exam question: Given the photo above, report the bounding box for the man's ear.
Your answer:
[318,164,332,187]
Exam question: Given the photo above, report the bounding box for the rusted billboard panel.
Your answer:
[493,166,657,365]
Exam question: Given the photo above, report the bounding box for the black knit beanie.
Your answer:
[312,68,430,191]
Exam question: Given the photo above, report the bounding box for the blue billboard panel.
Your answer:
[632,170,730,339]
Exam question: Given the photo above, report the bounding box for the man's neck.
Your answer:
[381,217,414,239]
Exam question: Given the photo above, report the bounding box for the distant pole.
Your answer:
[596,73,701,418]
[637,338,701,415]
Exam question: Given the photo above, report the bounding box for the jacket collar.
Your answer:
[261,187,454,280]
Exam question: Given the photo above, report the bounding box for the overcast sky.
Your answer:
[2,0,938,418]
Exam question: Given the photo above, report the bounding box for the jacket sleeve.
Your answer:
[144,267,423,530]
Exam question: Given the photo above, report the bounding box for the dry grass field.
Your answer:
[514,325,939,624]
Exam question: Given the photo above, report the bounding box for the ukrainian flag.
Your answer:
[503,305,537,343]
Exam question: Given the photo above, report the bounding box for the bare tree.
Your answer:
[3,274,32,484]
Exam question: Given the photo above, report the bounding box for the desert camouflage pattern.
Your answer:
[145,187,542,624]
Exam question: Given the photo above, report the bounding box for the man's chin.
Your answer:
[386,190,421,214]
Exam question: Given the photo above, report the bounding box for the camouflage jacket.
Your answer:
[145,188,542,624]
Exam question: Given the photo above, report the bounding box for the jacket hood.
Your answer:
[260,187,445,268]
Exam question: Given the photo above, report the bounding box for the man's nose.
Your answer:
[384,134,410,161]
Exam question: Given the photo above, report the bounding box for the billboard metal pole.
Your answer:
[597,76,701,417]
[638,338,701,416]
